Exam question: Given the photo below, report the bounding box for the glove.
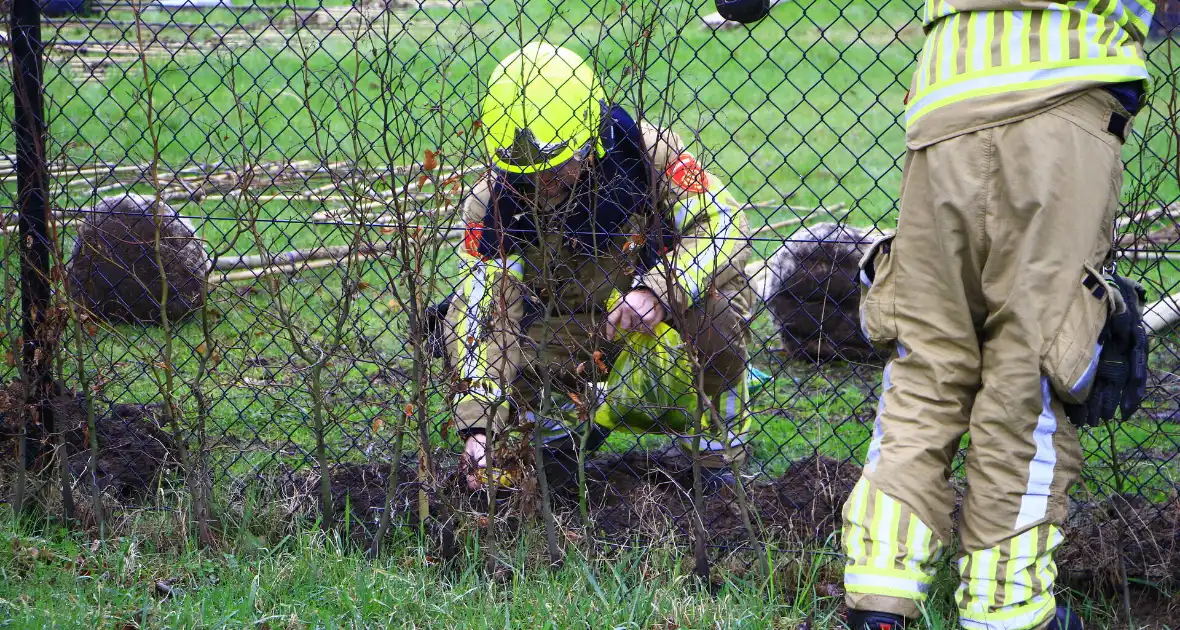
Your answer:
[424,294,452,360]
[715,0,771,24]
[1064,273,1149,427]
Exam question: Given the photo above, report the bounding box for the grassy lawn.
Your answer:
[4,510,1169,630]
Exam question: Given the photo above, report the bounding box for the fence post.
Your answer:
[10,0,56,511]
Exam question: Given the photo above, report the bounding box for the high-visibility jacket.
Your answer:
[904,0,1156,149]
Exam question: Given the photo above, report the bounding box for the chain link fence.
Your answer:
[2,0,1179,603]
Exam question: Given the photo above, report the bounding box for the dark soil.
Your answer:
[281,459,420,531]
[284,444,1179,601]
[563,446,861,547]
[287,447,861,550]
[0,381,176,501]
[1057,493,1180,593]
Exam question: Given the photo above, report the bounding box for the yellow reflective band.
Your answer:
[1034,525,1064,594]
[879,490,903,570]
[904,513,935,570]
[905,58,1150,125]
[1038,8,1051,63]
[956,547,996,617]
[947,13,961,79]
[458,264,487,381]
[960,594,1054,630]
[669,190,741,304]
[841,477,871,564]
[967,12,983,72]
[457,381,502,407]
[1001,12,1013,66]
[845,566,931,600]
[871,490,889,569]
[1004,529,1038,615]
[1080,4,1100,59]
[456,255,524,383]
[1122,0,1153,36]
[954,525,1063,630]
[908,4,1152,126]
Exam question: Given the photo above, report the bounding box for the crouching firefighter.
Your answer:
[429,42,759,492]
[839,1,1155,629]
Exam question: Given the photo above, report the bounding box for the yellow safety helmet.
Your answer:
[481,42,605,174]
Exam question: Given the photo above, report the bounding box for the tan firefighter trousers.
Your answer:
[841,88,1132,630]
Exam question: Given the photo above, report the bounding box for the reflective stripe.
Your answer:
[873,490,899,569]
[979,548,999,615]
[1005,528,1038,612]
[842,477,871,563]
[1009,11,1026,65]
[1046,8,1063,63]
[697,433,748,452]
[697,380,749,452]
[906,61,1150,125]
[1035,526,1064,589]
[960,594,1054,630]
[1069,341,1104,398]
[1109,0,1129,27]
[866,343,905,472]
[908,4,1152,126]
[723,388,738,420]
[1123,0,1153,31]
[844,571,931,597]
[457,256,523,382]
[957,527,1059,630]
[459,264,488,380]
[842,477,941,601]
[941,14,958,80]
[674,197,695,231]
[673,195,738,303]
[1081,7,1101,59]
[865,361,891,472]
[904,510,935,571]
[1015,379,1059,530]
[970,13,986,71]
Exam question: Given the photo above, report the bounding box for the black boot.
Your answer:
[701,466,737,489]
[1048,606,1084,630]
[846,609,907,630]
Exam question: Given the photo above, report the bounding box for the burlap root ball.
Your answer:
[67,193,210,325]
[755,221,887,364]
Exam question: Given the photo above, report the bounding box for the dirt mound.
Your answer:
[1058,493,1180,591]
[66,193,210,325]
[756,222,887,364]
[282,460,420,530]
[567,448,861,545]
[0,381,176,501]
[274,446,1179,592]
[277,448,862,549]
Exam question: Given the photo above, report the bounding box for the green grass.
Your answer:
[3,509,1161,630]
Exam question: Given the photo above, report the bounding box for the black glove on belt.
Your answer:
[1064,273,1149,427]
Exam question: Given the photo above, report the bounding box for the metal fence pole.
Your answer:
[10,0,55,504]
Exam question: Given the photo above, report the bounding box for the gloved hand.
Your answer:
[1064,273,1149,427]
[424,295,452,359]
[715,0,771,24]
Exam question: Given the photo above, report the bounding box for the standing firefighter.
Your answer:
[840,1,1154,630]
[440,42,755,491]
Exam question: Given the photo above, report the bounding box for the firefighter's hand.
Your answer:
[463,433,487,491]
[605,289,665,340]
